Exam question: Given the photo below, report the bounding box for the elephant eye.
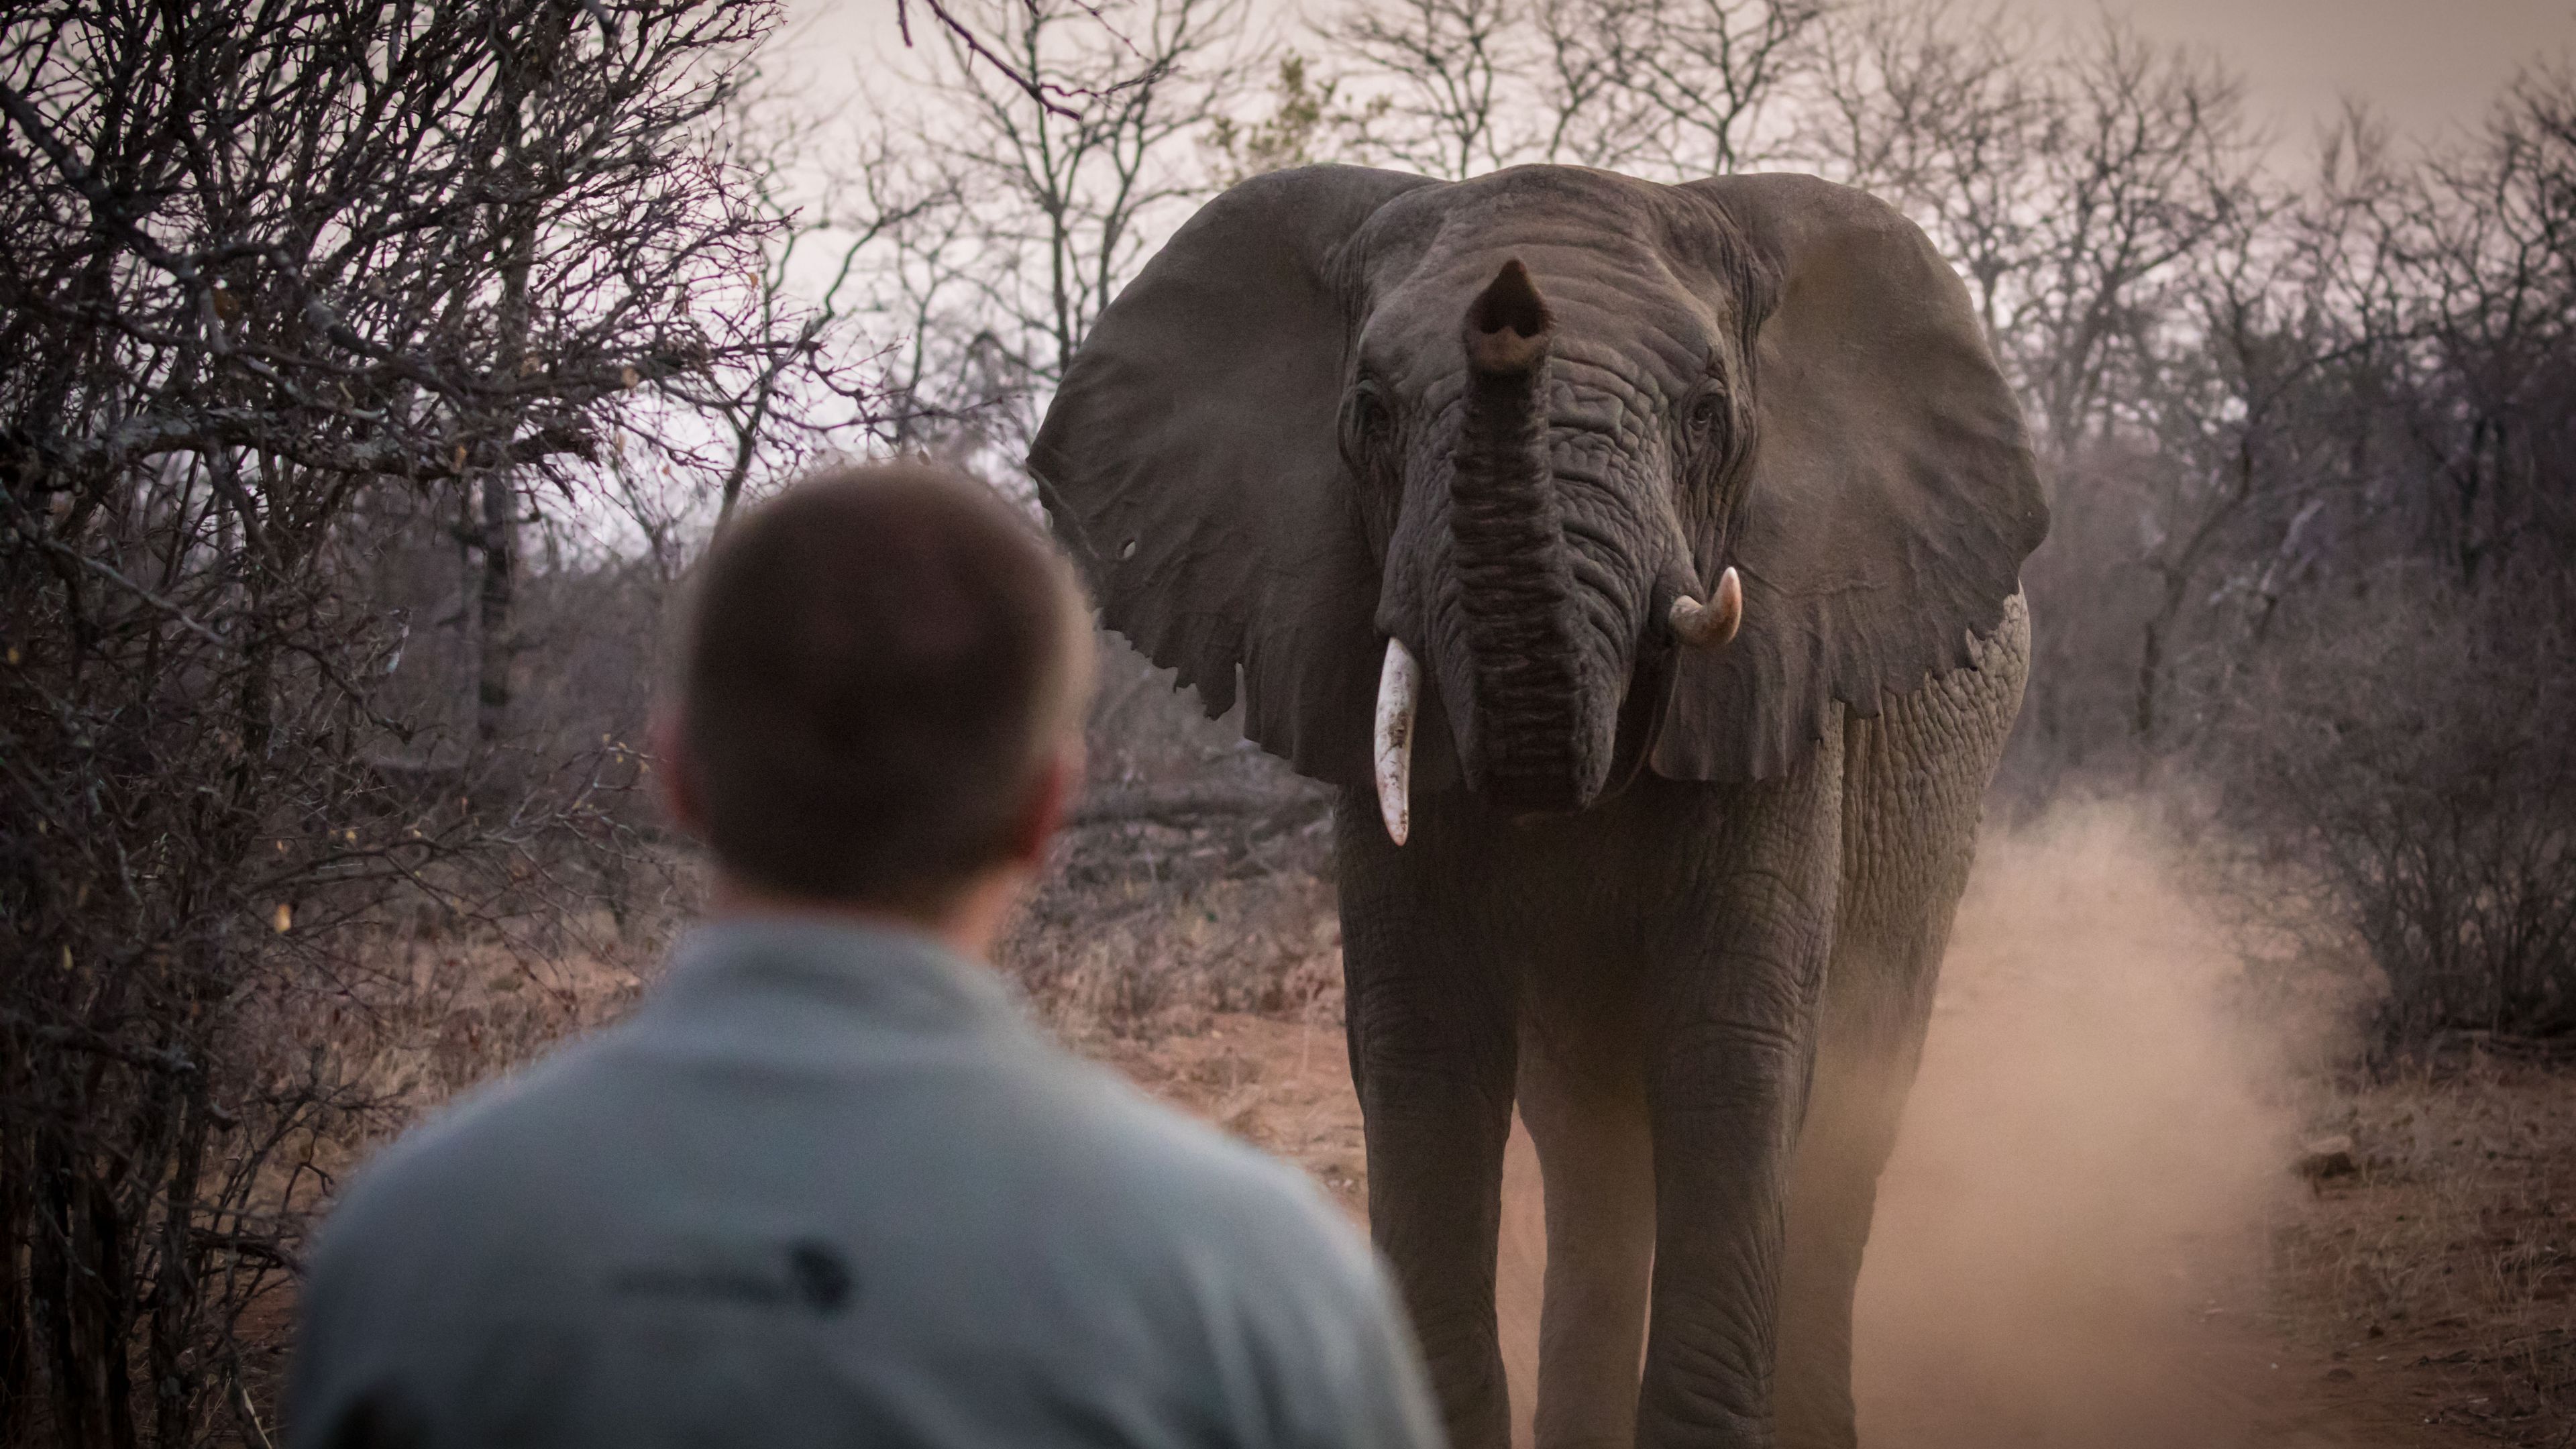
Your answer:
[1348,382,1390,439]
[1686,392,1725,435]
[1344,380,1397,478]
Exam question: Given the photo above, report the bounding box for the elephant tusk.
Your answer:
[1373,638,1419,847]
[1669,566,1743,650]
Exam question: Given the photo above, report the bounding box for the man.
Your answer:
[290,463,1442,1449]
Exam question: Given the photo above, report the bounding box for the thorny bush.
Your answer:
[0,2,872,1442]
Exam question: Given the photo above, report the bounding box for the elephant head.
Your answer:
[1029,166,2045,839]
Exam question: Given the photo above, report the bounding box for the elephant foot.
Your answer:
[1635,1403,1775,1449]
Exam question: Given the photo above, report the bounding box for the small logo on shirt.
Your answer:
[786,1240,854,1312]
[609,1237,857,1317]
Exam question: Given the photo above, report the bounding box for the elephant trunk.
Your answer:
[1447,260,1609,814]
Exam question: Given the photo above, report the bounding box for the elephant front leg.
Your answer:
[1635,743,1843,1449]
[1778,604,2030,1449]
[1519,1034,1654,1449]
[1774,1051,1915,1449]
[1338,800,1521,1449]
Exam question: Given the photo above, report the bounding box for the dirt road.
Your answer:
[1108,1010,2490,1449]
[1102,806,2518,1448]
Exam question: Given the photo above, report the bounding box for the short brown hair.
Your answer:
[674,462,1093,909]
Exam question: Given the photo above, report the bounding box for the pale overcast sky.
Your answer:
[786,0,2576,143]
[2012,0,2574,140]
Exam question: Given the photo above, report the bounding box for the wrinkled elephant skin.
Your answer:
[1030,163,2048,1449]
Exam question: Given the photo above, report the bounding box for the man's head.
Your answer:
[659,461,1095,926]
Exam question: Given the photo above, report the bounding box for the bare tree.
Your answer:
[701,99,959,527]
[2212,71,2576,1051]
[1325,0,1826,180]
[892,0,1156,114]
[788,107,1010,454]
[1328,0,1525,178]
[2021,26,2266,449]
[855,0,1249,457]
[1804,0,2043,327]
[1801,8,2286,773]
[1525,0,1670,167]
[2218,580,2576,1054]
[1933,46,2576,1049]
[1205,52,1391,184]
[1613,0,1829,174]
[0,3,866,1440]
[2365,67,2576,589]
[1811,12,2267,449]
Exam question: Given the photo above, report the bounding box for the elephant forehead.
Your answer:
[1360,162,1717,254]
[1347,172,1744,402]
[1358,252,1725,401]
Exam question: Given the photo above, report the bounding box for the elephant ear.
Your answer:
[1653,173,2048,783]
[1028,165,1438,788]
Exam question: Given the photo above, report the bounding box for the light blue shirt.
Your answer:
[290,919,1440,1449]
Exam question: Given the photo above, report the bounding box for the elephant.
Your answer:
[1026,163,2047,1449]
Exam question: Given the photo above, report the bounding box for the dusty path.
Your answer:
[1100,806,2510,1448]
[1106,1010,2479,1449]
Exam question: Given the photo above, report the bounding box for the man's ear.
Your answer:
[1007,741,1082,869]
[649,710,708,841]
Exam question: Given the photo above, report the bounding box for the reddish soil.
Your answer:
[1104,1012,2555,1449]
[2271,1061,2576,1447]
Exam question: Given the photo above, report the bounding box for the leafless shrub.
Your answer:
[0,1,871,1440]
[2214,576,2576,1055]
[1004,635,1340,1040]
[2275,1059,2576,1440]
[846,0,1254,458]
[2000,66,2576,1054]
[1318,0,1826,178]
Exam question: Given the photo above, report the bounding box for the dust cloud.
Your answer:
[1847,802,2322,1446]
[1495,801,2337,1447]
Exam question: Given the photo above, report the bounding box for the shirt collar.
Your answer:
[648,916,1028,1037]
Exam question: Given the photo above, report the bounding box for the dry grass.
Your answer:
[1117,1032,2576,1449]
[1001,783,1344,1042]
[1109,803,2575,1449]
[220,892,683,1421]
[2273,1055,2576,1445]
[1007,863,1345,1040]
[246,790,2572,1449]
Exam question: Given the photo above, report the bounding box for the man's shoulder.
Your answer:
[1041,1054,1359,1256]
[1032,1064,1440,1446]
[1008,1059,1409,1368]
[309,1030,628,1263]
[294,996,1438,1449]
[320,1008,1360,1280]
